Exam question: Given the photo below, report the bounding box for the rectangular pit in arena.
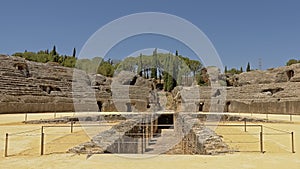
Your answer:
[68,112,229,155]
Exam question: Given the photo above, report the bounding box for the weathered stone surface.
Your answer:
[171,63,300,115]
[230,63,300,86]
[2,54,300,115]
[167,114,229,155]
[68,117,142,154]
[0,55,158,113]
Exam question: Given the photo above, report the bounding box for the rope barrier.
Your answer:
[10,133,41,137]
[227,141,260,144]
[9,128,40,136]
[218,133,260,136]
[263,133,291,135]
[248,121,291,134]
[263,126,291,134]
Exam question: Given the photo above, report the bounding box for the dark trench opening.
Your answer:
[157,114,174,129]
[97,101,103,112]
[287,70,294,81]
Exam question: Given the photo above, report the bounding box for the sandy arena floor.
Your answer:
[0,113,299,169]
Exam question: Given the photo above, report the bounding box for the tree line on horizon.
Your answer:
[286,59,300,66]
[12,47,207,91]
[12,46,77,68]
[224,62,251,74]
[14,46,299,92]
[115,49,205,91]
[77,49,204,91]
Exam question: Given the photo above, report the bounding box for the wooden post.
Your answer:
[117,134,120,154]
[40,132,44,155]
[142,120,145,154]
[70,120,74,133]
[195,134,198,154]
[4,133,8,157]
[291,132,295,153]
[181,139,184,154]
[150,114,153,139]
[25,113,28,122]
[145,119,148,149]
[244,119,247,132]
[290,115,293,122]
[54,113,56,118]
[266,114,268,120]
[260,132,264,153]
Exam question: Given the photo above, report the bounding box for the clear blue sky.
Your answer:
[1,0,300,70]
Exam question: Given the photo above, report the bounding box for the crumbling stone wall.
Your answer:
[68,117,141,154]
[167,114,229,155]
[0,55,158,113]
[173,63,300,115]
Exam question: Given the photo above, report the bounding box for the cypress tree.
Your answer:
[51,45,57,56]
[163,56,170,91]
[246,62,251,72]
[165,53,176,92]
[72,48,76,57]
[151,48,158,79]
[137,53,143,76]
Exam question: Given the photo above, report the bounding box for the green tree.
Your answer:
[163,54,177,92]
[286,59,298,66]
[224,66,227,73]
[227,68,240,74]
[50,45,57,56]
[151,48,158,79]
[240,66,243,73]
[137,53,143,76]
[62,56,76,68]
[196,72,207,86]
[97,61,114,77]
[189,60,202,78]
[246,62,251,72]
[163,55,170,91]
[72,48,76,57]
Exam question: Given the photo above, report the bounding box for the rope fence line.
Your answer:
[226,141,260,144]
[9,128,40,136]
[263,125,291,134]
[3,120,296,157]
[218,133,260,135]
[10,133,41,137]
[237,120,296,153]
[248,120,295,153]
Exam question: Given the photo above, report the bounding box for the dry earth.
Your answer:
[0,113,299,169]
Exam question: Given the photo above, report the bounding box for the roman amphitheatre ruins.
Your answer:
[0,54,299,168]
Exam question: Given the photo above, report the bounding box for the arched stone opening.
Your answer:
[40,85,61,94]
[97,101,103,112]
[224,101,231,112]
[199,102,204,112]
[14,63,30,77]
[286,70,294,81]
[126,103,132,112]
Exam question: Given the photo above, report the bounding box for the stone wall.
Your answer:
[68,117,141,154]
[167,113,229,155]
[2,54,300,115]
[0,55,158,113]
[172,63,300,115]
